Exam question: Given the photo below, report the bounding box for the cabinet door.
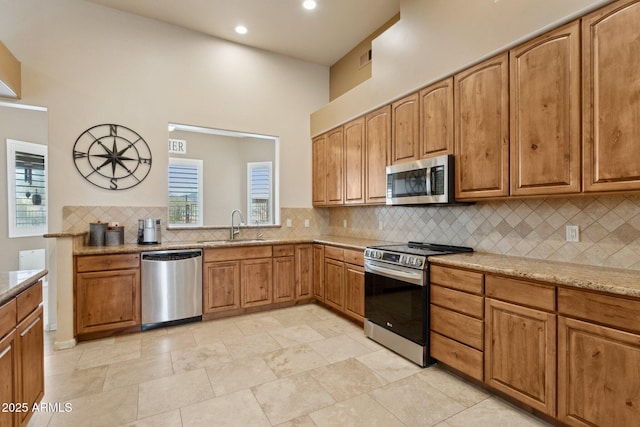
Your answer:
[419,77,454,158]
[324,258,344,310]
[344,117,365,204]
[0,330,17,427]
[583,0,640,192]
[558,316,640,427]
[455,53,509,199]
[312,245,325,301]
[312,133,326,206]
[485,298,556,416]
[510,21,581,196]
[16,306,44,427]
[392,92,420,164]
[204,261,240,313]
[344,263,364,322]
[295,244,313,300]
[241,258,273,308]
[364,105,391,204]
[76,269,140,334]
[325,127,344,205]
[273,256,295,303]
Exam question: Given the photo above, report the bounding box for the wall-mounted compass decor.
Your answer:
[73,124,152,190]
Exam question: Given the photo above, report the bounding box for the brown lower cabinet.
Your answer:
[0,281,45,427]
[430,263,640,426]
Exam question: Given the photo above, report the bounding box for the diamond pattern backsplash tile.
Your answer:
[64,194,640,271]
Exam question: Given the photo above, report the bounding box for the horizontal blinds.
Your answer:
[15,151,46,227]
[168,163,200,225]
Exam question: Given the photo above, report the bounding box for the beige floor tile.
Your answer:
[43,365,108,403]
[140,330,197,357]
[308,317,363,338]
[443,397,553,427]
[356,349,422,382]
[76,340,141,370]
[180,389,271,427]
[370,375,466,426]
[348,331,387,352]
[137,368,214,419]
[275,414,318,427]
[310,358,387,401]
[48,384,138,427]
[171,341,231,373]
[269,324,325,348]
[235,315,284,335]
[308,334,373,363]
[309,394,405,427]
[120,409,182,427]
[192,319,244,346]
[270,306,324,326]
[222,331,282,359]
[418,364,491,407]
[103,352,174,391]
[252,372,335,425]
[262,344,329,378]
[206,356,277,396]
[44,349,83,376]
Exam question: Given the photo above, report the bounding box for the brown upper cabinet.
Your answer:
[365,105,391,204]
[510,21,581,196]
[391,92,420,164]
[325,127,344,205]
[419,77,454,158]
[455,53,510,199]
[344,117,365,204]
[583,0,640,193]
[311,133,326,205]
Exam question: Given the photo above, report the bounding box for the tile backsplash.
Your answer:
[64,194,640,271]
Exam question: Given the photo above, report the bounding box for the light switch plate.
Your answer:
[566,225,579,242]
[304,219,310,228]
[286,218,292,228]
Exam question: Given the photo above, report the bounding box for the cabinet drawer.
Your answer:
[485,275,555,311]
[16,281,42,323]
[324,246,344,261]
[558,287,640,334]
[430,265,484,294]
[431,285,484,319]
[76,253,140,273]
[430,331,483,381]
[431,305,483,350]
[273,245,294,257]
[343,249,364,266]
[0,298,16,339]
[204,246,272,262]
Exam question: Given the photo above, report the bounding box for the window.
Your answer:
[168,158,203,226]
[247,161,272,225]
[6,139,48,238]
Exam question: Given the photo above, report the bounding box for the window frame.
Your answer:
[6,138,48,238]
[247,161,273,225]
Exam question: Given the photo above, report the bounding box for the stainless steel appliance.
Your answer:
[364,242,472,367]
[386,154,456,205]
[138,218,161,244]
[141,249,202,330]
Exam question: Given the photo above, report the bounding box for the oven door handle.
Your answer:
[365,261,425,286]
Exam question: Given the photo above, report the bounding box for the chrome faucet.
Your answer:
[230,209,244,240]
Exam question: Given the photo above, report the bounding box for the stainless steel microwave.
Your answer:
[386,154,455,205]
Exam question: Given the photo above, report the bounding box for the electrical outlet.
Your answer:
[566,225,579,242]
[343,219,348,228]
[378,220,384,231]
[304,219,310,228]
[286,218,292,228]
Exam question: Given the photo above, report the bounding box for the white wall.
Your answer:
[311,0,612,135]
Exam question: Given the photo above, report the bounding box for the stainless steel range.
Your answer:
[364,242,472,367]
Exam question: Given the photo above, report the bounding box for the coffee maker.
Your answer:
[138,218,161,244]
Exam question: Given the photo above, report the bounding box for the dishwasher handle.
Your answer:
[142,250,202,262]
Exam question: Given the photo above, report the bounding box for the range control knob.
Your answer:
[414,258,423,267]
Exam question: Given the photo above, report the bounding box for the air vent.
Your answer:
[359,49,372,68]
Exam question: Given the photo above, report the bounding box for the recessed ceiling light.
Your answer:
[235,25,248,34]
[303,0,317,10]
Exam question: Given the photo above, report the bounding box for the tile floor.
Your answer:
[31,304,551,427]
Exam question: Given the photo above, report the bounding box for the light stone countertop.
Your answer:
[429,252,640,298]
[0,269,48,306]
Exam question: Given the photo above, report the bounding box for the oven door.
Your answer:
[364,260,428,345]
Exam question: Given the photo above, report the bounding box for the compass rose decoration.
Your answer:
[72,124,152,190]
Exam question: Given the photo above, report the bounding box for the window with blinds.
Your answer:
[247,161,272,224]
[6,139,48,238]
[168,158,203,226]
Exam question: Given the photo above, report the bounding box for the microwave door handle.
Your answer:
[426,168,432,195]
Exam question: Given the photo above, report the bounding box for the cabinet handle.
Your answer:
[0,344,13,358]
[20,317,40,337]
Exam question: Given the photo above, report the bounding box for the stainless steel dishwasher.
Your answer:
[141,249,202,330]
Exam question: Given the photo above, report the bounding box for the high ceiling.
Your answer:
[84,0,401,66]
